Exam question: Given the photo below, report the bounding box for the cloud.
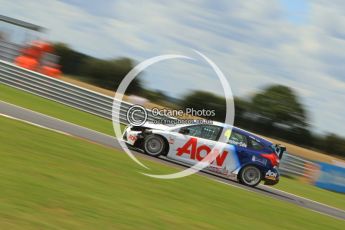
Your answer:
[1,0,345,135]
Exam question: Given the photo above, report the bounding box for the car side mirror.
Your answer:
[179,128,190,135]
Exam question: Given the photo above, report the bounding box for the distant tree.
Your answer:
[321,133,345,157]
[53,43,90,75]
[177,85,345,158]
[234,97,251,121]
[251,85,308,129]
[142,89,168,103]
[54,43,142,93]
[81,57,142,93]
[54,43,345,157]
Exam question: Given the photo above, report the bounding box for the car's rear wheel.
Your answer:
[143,135,166,157]
[239,165,262,187]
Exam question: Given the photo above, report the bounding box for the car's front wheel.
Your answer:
[143,135,166,157]
[239,165,262,187]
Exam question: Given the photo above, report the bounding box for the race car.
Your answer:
[122,122,285,187]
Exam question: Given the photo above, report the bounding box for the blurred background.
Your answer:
[0,0,345,229]
[1,0,344,159]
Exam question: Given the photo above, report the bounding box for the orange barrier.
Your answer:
[14,55,38,71]
[39,65,61,78]
[14,40,62,78]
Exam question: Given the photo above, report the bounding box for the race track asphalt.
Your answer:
[1,100,344,221]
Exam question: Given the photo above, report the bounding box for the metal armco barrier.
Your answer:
[0,60,171,124]
[0,60,317,178]
[279,153,318,178]
[0,40,21,62]
[0,40,59,65]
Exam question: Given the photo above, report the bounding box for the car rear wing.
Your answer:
[273,144,286,159]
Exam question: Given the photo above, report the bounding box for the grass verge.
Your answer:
[0,115,344,229]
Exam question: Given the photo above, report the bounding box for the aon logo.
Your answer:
[176,138,228,167]
[265,170,277,179]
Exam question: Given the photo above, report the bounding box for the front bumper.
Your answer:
[122,127,140,145]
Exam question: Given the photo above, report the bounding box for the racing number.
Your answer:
[224,129,232,141]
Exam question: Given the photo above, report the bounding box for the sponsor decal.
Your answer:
[128,135,137,142]
[265,170,278,180]
[252,155,267,165]
[228,139,247,147]
[207,165,230,176]
[176,138,228,167]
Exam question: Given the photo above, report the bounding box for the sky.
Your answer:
[1,0,345,136]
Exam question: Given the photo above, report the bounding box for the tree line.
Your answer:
[54,43,345,158]
[179,86,345,158]
[54,43,141,93]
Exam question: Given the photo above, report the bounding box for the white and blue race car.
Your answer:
[123,122,285,187]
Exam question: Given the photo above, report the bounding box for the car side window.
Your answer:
[184,125,222,141]
[199,125,222,141]
[227,131,247,147]
[184,125,203,137]
[248,138,264,150]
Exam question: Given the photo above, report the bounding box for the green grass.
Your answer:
[0,116,344,229]
[1,83,344,211]
[0,84,114,135]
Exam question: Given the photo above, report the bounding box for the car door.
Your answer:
[227,130,249,165]
[167,124,223,166]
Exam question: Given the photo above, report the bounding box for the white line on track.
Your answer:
[0,100,116,139]
[261,184,345,213]
[0,113,71,136]
[210,177,345,220]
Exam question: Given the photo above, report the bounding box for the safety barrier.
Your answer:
[0,60,171,124]
[0,40,21,62]
[279,153,319,178]
[314,162,345,193]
